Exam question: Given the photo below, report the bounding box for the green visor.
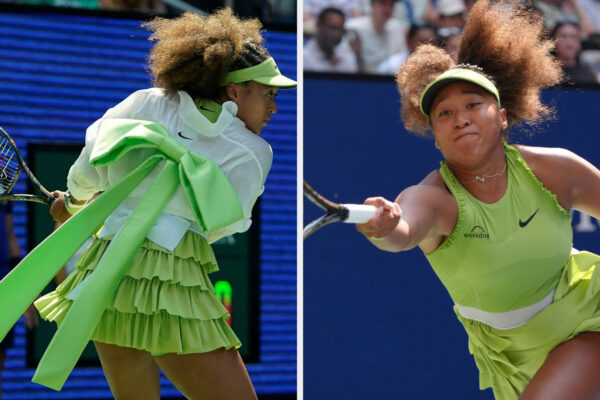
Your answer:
[221,57,297,88]
[420,68,500,117]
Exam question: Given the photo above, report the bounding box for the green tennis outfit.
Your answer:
[36,231,238,354]
[0,88,272,390]
[426,143,600,399]
[36,95,245,355]
[0,57,294,391]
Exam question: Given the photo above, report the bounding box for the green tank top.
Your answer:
[425,143,573,313]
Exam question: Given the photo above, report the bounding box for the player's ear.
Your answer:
[499,107,508,130]
[225,83,240,102]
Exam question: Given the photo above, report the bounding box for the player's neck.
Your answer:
[448,148,508,202]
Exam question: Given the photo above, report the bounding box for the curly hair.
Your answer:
[143,9,271,99]
[396,0,563,136]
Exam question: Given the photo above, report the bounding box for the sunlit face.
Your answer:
[429,81,507,166]
[227,81,279,134]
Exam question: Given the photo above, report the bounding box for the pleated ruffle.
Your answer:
[35,231,240,355]
[455,250,600,400]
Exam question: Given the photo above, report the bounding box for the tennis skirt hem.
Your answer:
[35,232,241,355]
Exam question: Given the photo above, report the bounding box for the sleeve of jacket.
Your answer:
[66,90,155,200]
[207,127,273,243]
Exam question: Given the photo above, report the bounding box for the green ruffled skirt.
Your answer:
[456,250,600,400]
[35,231,240,355]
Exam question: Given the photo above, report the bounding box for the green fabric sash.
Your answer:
[0,119,244,390]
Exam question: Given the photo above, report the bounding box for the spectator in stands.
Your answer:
[346,0,407,74]
[551,18,600,84]
[528,3,546,24]
[436,0,466,29]
[304,0,364,35]
[99,0,168,13]
[18,0,100,8]
[389,0,438,27]
[576,0,600,32]
[438,26,462,62]
[304,0,364,20]
[378,22,438,75]
[535,0,596,35]
[304,7,358,73]
[0,201,36,399]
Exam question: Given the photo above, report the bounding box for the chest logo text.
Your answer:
[464,225,489,239]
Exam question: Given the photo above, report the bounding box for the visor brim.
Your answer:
[420,69,500,116]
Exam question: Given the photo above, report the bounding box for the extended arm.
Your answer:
[356,175,457,253]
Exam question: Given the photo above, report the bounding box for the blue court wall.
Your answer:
[303,74,600,400]
[0,8,296,398]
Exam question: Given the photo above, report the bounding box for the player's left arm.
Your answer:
[567,152,600,220]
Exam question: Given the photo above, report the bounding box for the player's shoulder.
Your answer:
[119,88,165,103]
[107,88,175,117]
[513,143,576,159]
[399,170,453,202]
[513,144,582,171]
[132,88,180,108]
[420,169,451,191]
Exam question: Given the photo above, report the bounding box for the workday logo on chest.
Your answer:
[464,225,490,239]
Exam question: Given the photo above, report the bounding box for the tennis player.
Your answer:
[28,9,295,399]
[356,1,600,399]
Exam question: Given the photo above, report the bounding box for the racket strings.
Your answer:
[0,136,20,195]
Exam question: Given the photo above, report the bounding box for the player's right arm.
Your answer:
[356,171,457,253]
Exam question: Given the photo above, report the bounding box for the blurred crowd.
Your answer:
[0,0,296,25]
[303,0,600,85]
[0,0,171,13]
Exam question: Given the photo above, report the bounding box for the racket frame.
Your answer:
[303,181,376,239]
[0,127,54,204]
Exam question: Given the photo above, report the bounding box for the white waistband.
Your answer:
[455,289,555,330]
[98,202,204,251]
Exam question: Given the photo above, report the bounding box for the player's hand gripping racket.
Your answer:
[303,181,377,239]
[0,126,54,204]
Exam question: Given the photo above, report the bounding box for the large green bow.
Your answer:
[0,119,244,390]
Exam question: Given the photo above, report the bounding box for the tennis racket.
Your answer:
[303,180,377,239]
[0,127,54,204]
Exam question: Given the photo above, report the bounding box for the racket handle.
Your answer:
[342,204,378,223]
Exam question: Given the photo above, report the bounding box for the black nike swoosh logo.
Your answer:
[198,105,217,113]
[177,131,193,140]
[519,208,539,228]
